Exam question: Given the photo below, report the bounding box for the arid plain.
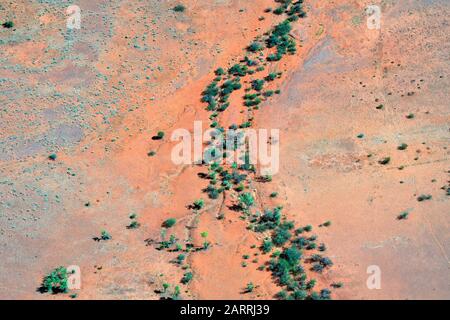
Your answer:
[0,0,449,299]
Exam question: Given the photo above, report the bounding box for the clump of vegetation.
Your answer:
[397,143,408,150]
[173,4,186,12]
[200,231,210,249]
[101,230,112,240]
[247,42,263,52]
[153,131,165,140]
[331,282,344,288]
[181,271,193,284]
[319,221,331,227]
[128,220,140,229]
[193,199,205,210]
[417,194,432,202]
[245,282,255,293]
[176,254,185,264]
[147,150,156,157]
[406,113,415,119]
[128,214,140,229]
[41,267,68,294]
[239,192,254,210]
[163,218,177,228]
[397,211,409,220]
[48,153,57,160]
[378,157,391,165]
[270,192,278,198]
[2,21,14,29]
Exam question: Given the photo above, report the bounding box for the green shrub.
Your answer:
[417,194,432,202]
[193,199,205,209]
[2,21,14,29]
[378,157,391,165]
[397,143,408,150]
[101,230,112,240]
[245,282,255,293]
[163,218,177,228]
[397,211,409,220]
[215,67,225,76]
[247,42,263,52]
[181,272,193,284]
[41,267,68,294]
[272,227,291,246]
[173,4,186,12]
[239,192,254,209]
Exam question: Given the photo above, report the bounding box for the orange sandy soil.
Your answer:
[0,0,449,300]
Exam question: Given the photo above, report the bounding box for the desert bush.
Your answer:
[173,4,186,12]
[252,79,265,91]
[181,272,193,284]
[215,67,225,75]
[262,238,273,253]
[239,192,254,209]
[2,21,14,28]
[248,42,263,52]
[281,246,301,265]
[245,282,255,293]
[378,157,391,165]
[417,194,432,202]
[397,212,409,220]
[397,143,408,150]
[41,267,68,294]
[101,230,112,240]
[272,227,291,246]
[193,199,205,209]
[163,218,177,228]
